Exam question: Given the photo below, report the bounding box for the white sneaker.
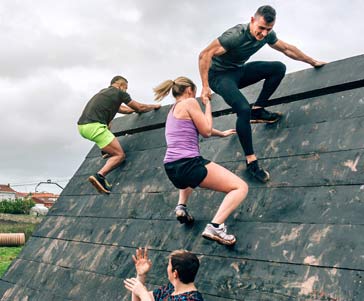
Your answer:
[202,223,236,245]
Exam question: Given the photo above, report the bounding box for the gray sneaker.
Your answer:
[175,205,194,225]
[202,223,236,245]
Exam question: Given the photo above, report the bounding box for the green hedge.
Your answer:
[0,198,35,214]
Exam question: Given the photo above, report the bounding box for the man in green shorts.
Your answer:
[78,75,161,194]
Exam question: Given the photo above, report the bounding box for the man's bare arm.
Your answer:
[119,105,135,114]
[127,100,161,113]
[198,39,227,102]
[270,39,326,67]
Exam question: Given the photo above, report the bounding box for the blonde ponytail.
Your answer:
[154,80,174,101]
[154,76,196,101]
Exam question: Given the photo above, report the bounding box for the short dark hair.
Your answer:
[170,250,200,284]
[110,75,128,85]
[255,5,276,23]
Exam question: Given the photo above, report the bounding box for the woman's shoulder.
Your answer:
[184,97,199,104]
[173,98,199,117]
[182,98,201,111]
[176,97,198,107]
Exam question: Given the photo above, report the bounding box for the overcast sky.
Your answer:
[0,0,363,194]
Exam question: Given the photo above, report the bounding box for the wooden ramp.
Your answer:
[1,55,364,300]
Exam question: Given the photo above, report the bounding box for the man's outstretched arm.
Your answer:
[119,105,135,114]
[270,39,326,67]
[127,100,161,113]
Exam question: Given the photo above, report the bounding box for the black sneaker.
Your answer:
[246,160,270,183]
[89,173,112,194]
[251,108,282,124]
[175,204,194,225]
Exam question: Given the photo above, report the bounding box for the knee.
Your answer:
[115,152,126,163]
[232,180,249,201]
[273,61,286,77]
[234,103,251,117]
[239,181,249,199]
[120,152,126,162]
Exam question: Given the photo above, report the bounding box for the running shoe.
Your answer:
[246,160,270,183]
[251,108,282,124]
[175,204,194,225]
[202,223,236,245]
[89,173,112,194]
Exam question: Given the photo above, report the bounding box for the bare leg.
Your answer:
[175,188,194,224]
[178,187,193,205]
[200,162,248,224]
[98,138,126,176]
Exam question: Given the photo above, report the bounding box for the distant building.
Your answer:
[28,192,59,208]
[0,184,59,208]
[0,184,16,201]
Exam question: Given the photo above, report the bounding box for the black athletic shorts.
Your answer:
[164,156,211,189]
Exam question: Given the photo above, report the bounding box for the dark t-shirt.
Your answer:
[211,23,278,71]
[153,283,203,301]
[78,86,132,125]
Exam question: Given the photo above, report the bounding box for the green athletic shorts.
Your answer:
[78,122,115,149]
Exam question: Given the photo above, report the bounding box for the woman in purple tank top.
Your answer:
[154,76,248,246]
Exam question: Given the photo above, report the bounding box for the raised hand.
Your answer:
[312,60,327,68]
[221,129,236,137]
[124,278,152,300]
[132,247,152,276]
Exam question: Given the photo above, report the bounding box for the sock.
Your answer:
[246,159,257,166]
[211,222,220,228]
[178,204,186,207]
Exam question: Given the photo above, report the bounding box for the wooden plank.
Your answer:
[19,237,135,278]
[18,237,364,301]
[197,255,363,301]
[2,259,129,301]
[209,55,364,112]
[33,215,364,271]
[51,185,364,225]
[85,86,364,159]
[111,104,170,136]
[0,284,71,301]
[0,280,13,299]
[273,86,364,129]
[109,55,364,133]
[74,116,364,182]
[202,117,364,161]
[61,149,364,196]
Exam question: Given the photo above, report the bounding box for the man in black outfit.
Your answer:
[198,5,326,182]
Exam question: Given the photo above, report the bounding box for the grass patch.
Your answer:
[0,214,42,241]
[0,214,42,277]
[0,247,22,277]
[0,221,38,241]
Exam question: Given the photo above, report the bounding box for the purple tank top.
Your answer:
[163,105,200,163]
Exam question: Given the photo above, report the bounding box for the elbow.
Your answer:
[199,50,208,62]
[201,130,212,138]
[198,51,204,61]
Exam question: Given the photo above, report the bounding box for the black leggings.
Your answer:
[209,61,286,156]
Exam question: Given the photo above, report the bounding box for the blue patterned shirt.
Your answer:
[153,283,203,301]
